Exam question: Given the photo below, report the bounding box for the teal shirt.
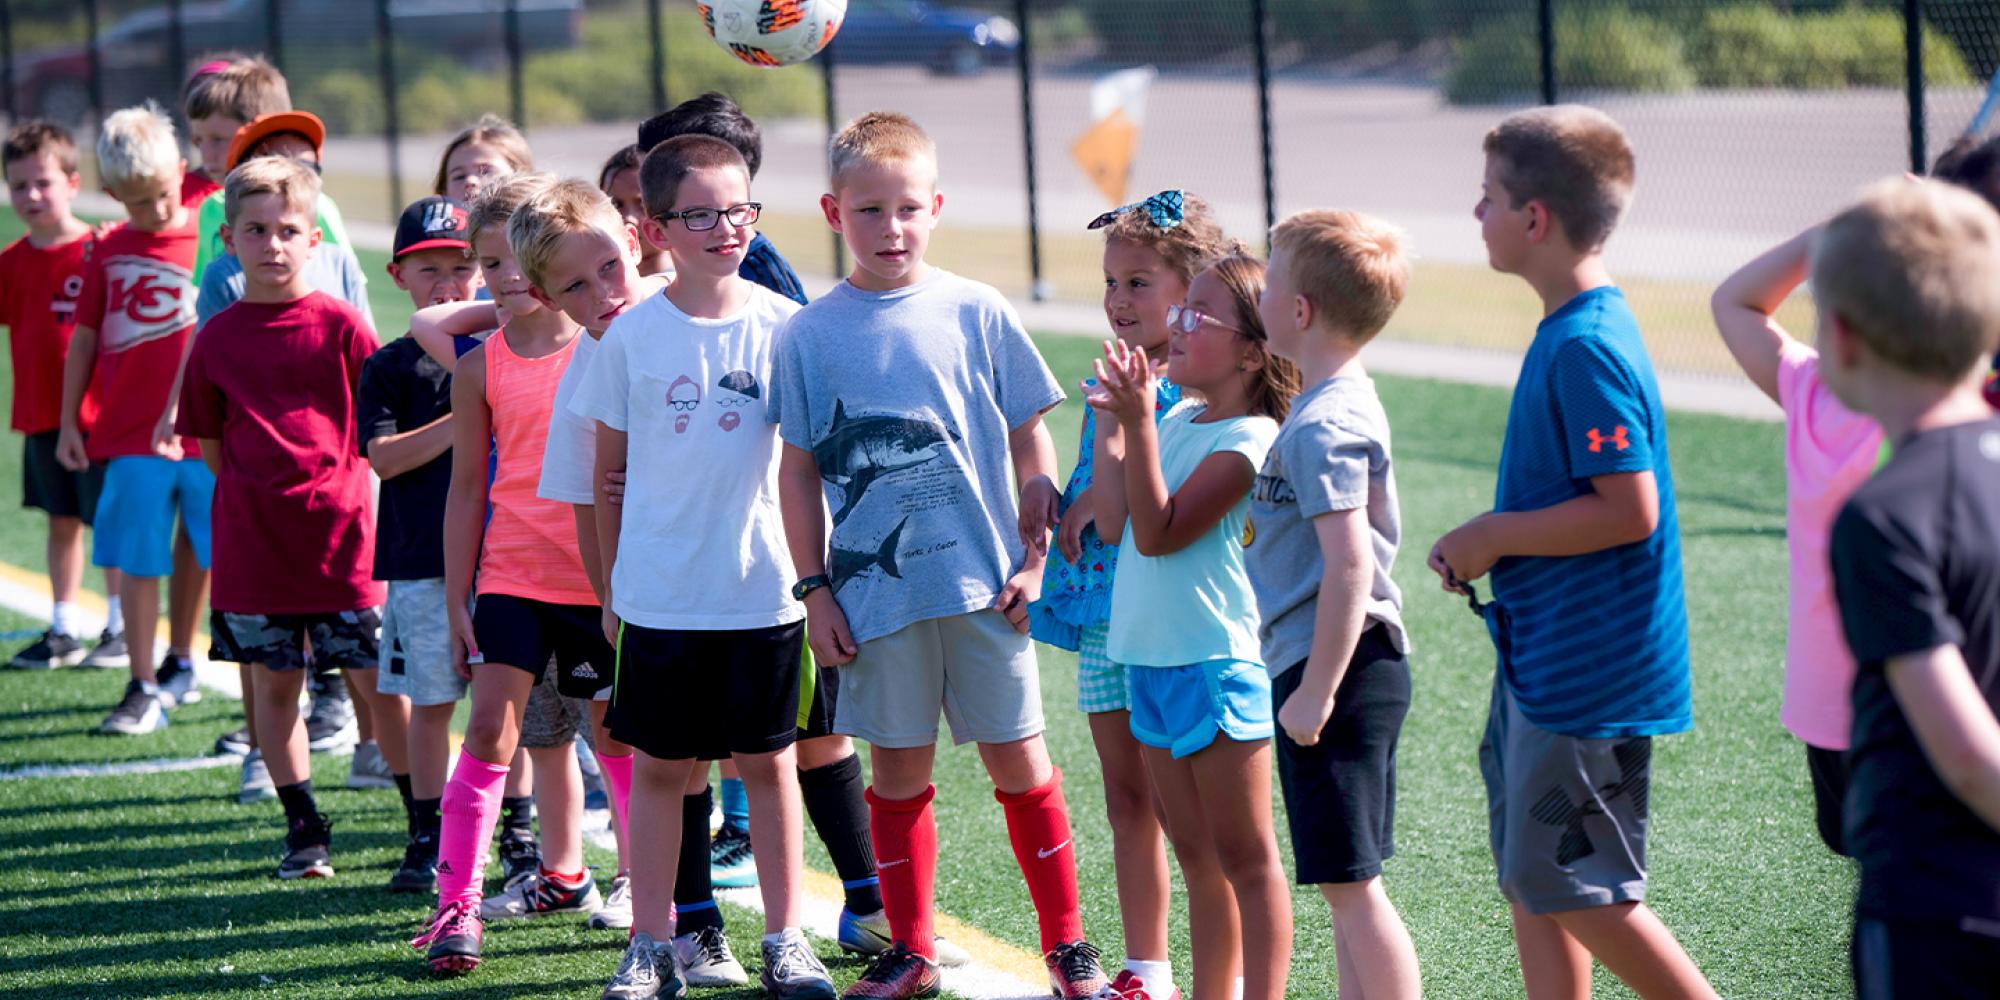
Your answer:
[1105,401,1278,668]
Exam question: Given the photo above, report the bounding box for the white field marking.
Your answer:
[0,753,240,781]
[583,822,1054,1000]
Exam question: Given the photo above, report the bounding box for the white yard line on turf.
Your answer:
[0,753,240,782]
[583,823,1054,1000]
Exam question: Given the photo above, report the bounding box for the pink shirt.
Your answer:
[477,328,597,606]
[1777,340,1883,750]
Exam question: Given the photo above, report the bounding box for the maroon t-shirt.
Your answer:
[176,291,384,614]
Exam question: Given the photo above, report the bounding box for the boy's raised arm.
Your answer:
[1710,227,1819,404]
[411,300,500,373]
[1887,644,2000,833]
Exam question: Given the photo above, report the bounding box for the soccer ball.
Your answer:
[698,0,846,68]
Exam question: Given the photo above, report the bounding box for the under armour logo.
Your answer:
[1528,739,1650,865]
[1586,426,1630,454]
[1036,839,1071,860]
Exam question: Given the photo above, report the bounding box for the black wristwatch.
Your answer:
[792,574,832,601]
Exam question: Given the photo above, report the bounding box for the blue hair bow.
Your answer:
[1087,189,1184,231]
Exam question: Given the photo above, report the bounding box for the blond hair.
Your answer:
[1482,105,1634,252]
[222,154,319,226]
[1812,179,2000,383]
[1101,192,1241,285]
[829,111,936,189]
[507,178,626,291]
[183,56,290,123]
[1270,209,1411,343]
[467,172,557,251]
[96,103,182,189]
[434,113,534,196]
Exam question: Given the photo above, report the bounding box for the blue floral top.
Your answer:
[1029,378,1183,650]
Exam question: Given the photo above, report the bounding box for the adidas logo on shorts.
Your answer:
[572,663,599,681]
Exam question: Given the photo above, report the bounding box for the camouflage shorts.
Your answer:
[209,608,382,672]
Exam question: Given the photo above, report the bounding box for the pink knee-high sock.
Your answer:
[595,752,633,848]
[997,768,1085,953]
[438,749,510,909]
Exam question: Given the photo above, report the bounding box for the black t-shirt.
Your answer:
[1831,415,2000,924]
[356,337,454,581]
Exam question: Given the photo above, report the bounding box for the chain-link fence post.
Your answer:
[506,0,525,129]
[377,0,402,218]
[647,0,667,117]
[1015,0,1045,300]
[84,0,101,126]
[821,43,843,278]
[1538,0,1557,104]
[1251,0,1276,246]
[167,0,185,117]
[265,0,282,71]
[1,0,14,121]
[1908,0,1928,173]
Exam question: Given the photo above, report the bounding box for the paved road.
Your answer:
[324,66,1985,285]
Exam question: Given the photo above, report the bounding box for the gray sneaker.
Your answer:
[602,931,686,1000]
[345,742,395,789]
[239,750,276,804]
[672,924,748,987]
[79,629,129,668]
[759,928,835,1000]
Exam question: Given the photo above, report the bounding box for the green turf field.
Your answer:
[0,209,1853,997]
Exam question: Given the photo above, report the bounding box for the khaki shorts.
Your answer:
[833,610,1043,749]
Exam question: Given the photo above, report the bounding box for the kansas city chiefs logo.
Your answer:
[98,255,194,353]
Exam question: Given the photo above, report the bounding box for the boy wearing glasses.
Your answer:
[570,135,838,999]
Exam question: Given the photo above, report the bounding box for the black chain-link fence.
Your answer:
[6,0,1998,376]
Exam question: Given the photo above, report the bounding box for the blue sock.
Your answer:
[721,777,750,834]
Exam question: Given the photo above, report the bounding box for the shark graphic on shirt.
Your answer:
[811,400,959,525]
[830,518,906,592]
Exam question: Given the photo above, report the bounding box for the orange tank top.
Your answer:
[476,327,597,605]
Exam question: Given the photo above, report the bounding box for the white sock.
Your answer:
[105,596,125,634]
[1126,959,1173,985]
[50,600,78,637]
[1234,976,1245,1000]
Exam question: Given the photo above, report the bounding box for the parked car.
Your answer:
[829,0,1019,76]
[12,0,582,124]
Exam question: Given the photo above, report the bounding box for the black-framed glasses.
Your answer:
[1166,304,1241,336]
[656,202,762,232]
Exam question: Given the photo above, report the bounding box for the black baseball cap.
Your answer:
[392,195,471,260]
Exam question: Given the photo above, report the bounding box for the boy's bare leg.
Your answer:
[1547,901,1717,1000]
[349,666,409,773]
[870,743,937,800]
[48,515,85,614]
[351,671,376,744]
[252,665,310,787]
[507,746,535,798]
[1512,903,1594,1000]
[630,753,699,940]
[238,665,259,750]
[1321,879,1422,1000]
[527,743,584,876]
[123,574,160,683]
[166,527,205,657]
[410,702,455,799]
[735,743,804,932]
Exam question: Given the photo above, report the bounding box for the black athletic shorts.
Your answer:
[1273,623,1411,885]
[1853,914,2000,999]
[472,593,613,698]
[22,430,103,522]
[210,608,381,672]
[1806,743,1852,857]
[608,619,807,761]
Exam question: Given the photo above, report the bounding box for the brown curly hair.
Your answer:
[1099,192,1242,284]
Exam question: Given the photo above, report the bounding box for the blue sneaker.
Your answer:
[710,824,757,888]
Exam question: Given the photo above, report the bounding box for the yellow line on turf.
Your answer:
[0,558,1048,979]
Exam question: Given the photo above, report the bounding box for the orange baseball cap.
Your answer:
[225,111,326,171]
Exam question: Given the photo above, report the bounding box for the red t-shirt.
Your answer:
[175,292,384,614]
[74,218,201,461]
[180,170,220,209]
[0,234,100,434]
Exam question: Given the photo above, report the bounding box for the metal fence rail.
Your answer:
[5,0,1997,377]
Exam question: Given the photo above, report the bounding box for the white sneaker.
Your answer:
[603,930,685,1000]
[479,869,602,920]
[587,873,632,930]
[760,927,835,999]
[344,741,395,790]
[672,924,749,987]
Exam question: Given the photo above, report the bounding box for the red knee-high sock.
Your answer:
[997,768,1085,953]
[866,784,938,960]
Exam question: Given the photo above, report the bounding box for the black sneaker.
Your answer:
[390,833,439,893]
[156,654,200,707]
[10,629,84,669]
[278,816,334,879]
[99,679,168,734]
[305,671,357,752]
[1043,940,1109,1000]
[496,829,540,886]
[79,629,129,668]
[214,725,252,756]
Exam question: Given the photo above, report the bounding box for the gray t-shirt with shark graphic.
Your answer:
[769,270,1064,644]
